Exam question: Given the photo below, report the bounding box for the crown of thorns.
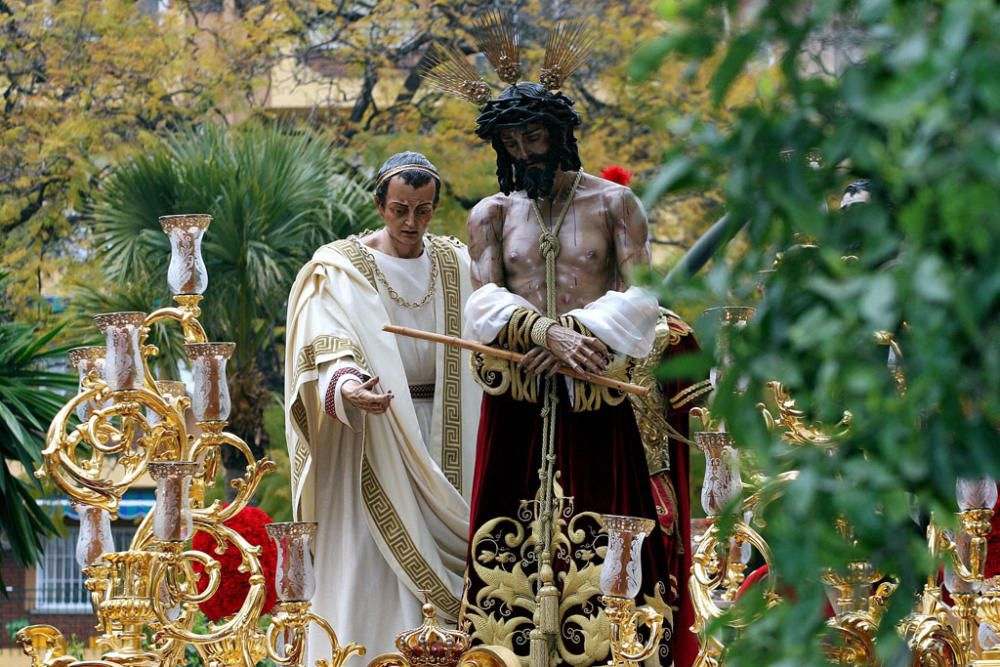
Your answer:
[420,10,596,106]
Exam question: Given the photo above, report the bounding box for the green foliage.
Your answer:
[0,276,79,587]
[92,122,376,372]
[66,634,85,661]
[639,0,1000,663]
[255,401,292,523]
[5,618,29,644]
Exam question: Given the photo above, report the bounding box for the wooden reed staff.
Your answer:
[383,324,649,397]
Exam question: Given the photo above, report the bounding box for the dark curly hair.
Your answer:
[475,83,582,195]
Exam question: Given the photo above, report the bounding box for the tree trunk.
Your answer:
[222,363,269,502]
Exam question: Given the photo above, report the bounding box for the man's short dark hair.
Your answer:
[374,151,441,206]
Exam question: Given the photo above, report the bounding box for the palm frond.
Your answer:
[0,319,75,583]
[91,121,374,382]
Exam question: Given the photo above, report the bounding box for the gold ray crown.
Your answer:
[420,12,595,105]
[474,9,521,85]
[421,43,492,105]
[539,20,596,91]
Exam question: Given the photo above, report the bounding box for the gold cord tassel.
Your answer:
[538,556,559,633]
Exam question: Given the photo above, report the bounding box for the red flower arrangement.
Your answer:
[191,505,278,622]
[599,165,634,186]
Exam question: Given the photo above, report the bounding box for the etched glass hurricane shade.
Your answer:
[184,343,235,422]
[149,462,198,542]
[956,476,998,511]
[267,522,318,602]
[94,312,146,391]
[943,528,980,594]
[75,504,115,569]
[161,215,210,296]
[68,346,106,421]
[696,432,742,516]
[599,514,656,599]
[148,381,188,427]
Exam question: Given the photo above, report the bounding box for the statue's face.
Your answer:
[375,176,437,256]
[499,123,551,164]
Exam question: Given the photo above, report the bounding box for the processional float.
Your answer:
[15,214,665,667]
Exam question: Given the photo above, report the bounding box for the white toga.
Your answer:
[284,236,481,659]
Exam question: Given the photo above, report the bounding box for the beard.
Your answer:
[513,152,560,199]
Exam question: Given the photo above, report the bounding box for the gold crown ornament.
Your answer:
[395,592,471,667]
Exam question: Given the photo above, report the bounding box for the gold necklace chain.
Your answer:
[357,237,439,309]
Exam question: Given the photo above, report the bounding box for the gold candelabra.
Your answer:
[16,214,362,667]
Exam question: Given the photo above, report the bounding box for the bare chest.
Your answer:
[500,198,613,273]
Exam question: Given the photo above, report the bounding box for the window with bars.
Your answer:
[34,525,137,612]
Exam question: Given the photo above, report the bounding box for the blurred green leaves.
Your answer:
[638,0,1000,663]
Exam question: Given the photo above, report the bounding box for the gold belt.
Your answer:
[409,383,435,400]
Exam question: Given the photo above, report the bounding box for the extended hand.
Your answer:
[544,325,610,375]
[341,376,394,414]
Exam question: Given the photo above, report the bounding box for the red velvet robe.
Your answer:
[461,311,704,667]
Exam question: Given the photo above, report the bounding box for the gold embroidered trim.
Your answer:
[630,308,694,474]
[670,379,713,409]
[290,397,310,498]
[470,311,627,412]
[290,335,369,510]
[331,236,378,288]
[429,235,464,493]
[461,478,672,664]
[361,453,461,619]
[293,335,370,389]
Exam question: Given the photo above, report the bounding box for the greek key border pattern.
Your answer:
[361,453,462,619]
[431,236,463,492]
[293,335,369,389]
[334,238,377,288]
[290,397,309,496]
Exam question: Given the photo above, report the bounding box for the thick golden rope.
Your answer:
[529,171,583,665]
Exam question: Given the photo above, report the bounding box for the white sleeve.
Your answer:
[318,358,368,429]
[463,282,539,343]
[565,285,659,357]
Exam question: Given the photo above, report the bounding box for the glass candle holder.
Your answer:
[943,528,980,594]
[695,432,743,516]
[148,380,189,427]
[74,503,116,569]
[599,514,656,599]
[957,477,998,511]
[94,312,147,391]
[184,343,235,422]
[68,346,106,421]
[266,522,317,602]
[160,214,211,296]
[149,461,198,542]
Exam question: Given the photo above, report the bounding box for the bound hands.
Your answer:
[518,325,610,378]
[341,376,394,414]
